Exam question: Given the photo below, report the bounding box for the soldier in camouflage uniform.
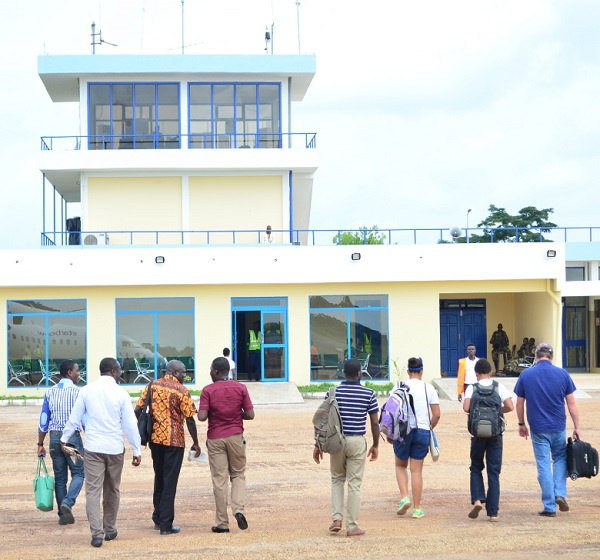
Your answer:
[489,324,509,374]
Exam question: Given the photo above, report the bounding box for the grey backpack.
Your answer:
[313,386,345,453]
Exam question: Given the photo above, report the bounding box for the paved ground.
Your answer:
[1,397,599,560]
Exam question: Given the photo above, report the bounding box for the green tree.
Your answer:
[468,205,557,243]
[333,226,387,245]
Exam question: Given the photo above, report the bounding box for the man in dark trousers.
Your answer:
[463,358,514,522]
[135,360,200,535]
[248,320,262,381]
[198,357,255,533]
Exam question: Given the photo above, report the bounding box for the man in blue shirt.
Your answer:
[313,359,379,537]
[514,342,581,516]
[37,360,84,525]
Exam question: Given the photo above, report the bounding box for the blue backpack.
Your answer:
[379,382,415,443]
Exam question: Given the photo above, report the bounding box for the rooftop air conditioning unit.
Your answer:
[83,233,108,246]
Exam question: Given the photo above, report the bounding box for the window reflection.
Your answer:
[309,295,389,382]
[116,298,194,384]
[7,300,87,388]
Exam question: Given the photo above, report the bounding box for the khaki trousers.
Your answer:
[83,450,125,539]
[207,433,246,529]
[330,435,367,531]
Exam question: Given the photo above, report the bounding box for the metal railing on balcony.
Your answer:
[41,226,600,248]
[40,132,317,151]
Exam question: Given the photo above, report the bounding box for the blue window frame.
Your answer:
[7,300,87,388]
[188,82,281,149]
[88,82,180,150]
[116,298,194,384]
[309,295,389,382]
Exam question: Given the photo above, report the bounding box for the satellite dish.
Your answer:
[449,226,463,239]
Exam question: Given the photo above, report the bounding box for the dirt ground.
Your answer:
[1,397,600,560]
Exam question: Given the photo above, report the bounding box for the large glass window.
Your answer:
[309,295,389,382]
[116,298,194,385]
[189,82,280,149]
[7,300,87,388]
[88,83,180,150]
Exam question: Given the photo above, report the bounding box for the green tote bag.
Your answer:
[33,456,55,512]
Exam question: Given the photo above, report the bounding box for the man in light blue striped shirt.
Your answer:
[37,360,84,526]
[313,359,379,537]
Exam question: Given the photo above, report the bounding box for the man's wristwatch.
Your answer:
[518,422,525,426]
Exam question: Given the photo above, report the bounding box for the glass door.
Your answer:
[262,311,286,380]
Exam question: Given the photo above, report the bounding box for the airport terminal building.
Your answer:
[2,53,600,396]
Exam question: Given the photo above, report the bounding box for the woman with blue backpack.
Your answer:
[390,357,440,519]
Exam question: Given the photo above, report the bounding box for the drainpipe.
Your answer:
[546,279,563,362]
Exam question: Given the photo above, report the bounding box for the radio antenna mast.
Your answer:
[295,0,301,53]
[181,0,185,54]
[91,22,117,54]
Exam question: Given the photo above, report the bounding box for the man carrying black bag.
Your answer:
[514,342,581,517]
[134,360,200,535]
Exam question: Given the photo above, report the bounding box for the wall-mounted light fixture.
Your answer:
[155,256,165,264]
[546,250,557,258]
[351,253,361,261]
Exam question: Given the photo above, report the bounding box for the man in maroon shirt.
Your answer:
[198,357,255,533]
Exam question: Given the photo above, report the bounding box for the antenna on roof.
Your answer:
[264,24,274,54]
[181,0,185,54]
[295,0,301,53]
[91,22,117,54]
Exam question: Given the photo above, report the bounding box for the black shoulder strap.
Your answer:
[144,380,153,412]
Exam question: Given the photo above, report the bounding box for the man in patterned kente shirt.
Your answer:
[135,360,201,535]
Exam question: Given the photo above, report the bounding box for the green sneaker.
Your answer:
[412,508,425,519]
[396,497,411,516]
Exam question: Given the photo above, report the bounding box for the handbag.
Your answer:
[425,384,440,462]
[137,381,154,446]
[33,456,54,512]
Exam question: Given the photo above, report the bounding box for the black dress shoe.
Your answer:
[160,525,181,535]
[211,526,230,533]
[58,518,68,526]
[235,512,248,530]
[60,503,75,524]
[91,537,103,547]
[538,510,556,517]
[105,530,118,541]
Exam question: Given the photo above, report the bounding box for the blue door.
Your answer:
[440,300,487,377]
[562,297,587,371]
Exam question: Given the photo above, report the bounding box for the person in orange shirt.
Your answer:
[457,344,479,402]
[135,360,200,535]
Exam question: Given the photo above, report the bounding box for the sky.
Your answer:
[1,0,599,248]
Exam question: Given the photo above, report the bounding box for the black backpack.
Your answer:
[468,381,504,438]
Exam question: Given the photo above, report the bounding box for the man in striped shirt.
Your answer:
[313,359,380,537]
[37,360,84,526]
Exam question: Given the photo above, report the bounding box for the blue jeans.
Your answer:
[530,431,567,512]
[49,431,85,519]
[470,436,503,517]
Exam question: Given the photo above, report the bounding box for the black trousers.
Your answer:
[150,443,185,531]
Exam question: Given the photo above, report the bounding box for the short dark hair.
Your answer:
[466,343,476,349]
[223,347,230,357]
[407,357,423,372]
[59,359,77,378]
[99,357,119,374]
[344,358,361,378]
[211,357,230,376]
[474,358,492,375]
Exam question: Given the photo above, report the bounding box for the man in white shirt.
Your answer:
[457,344,479,402]
[61,357,142,548]
[463,358,514,522]
[223,347,237,380]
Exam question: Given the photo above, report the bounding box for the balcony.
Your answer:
[40,132,317,151]
[41,226,600,248]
